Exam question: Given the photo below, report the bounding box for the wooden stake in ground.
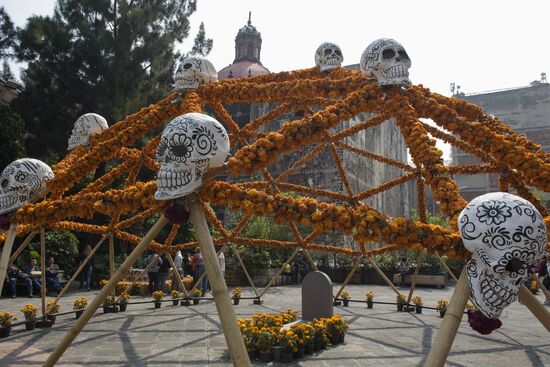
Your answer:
[43,215,169,367]
[8,230,38,265]
[259,247,300,298]
[0,223,18,295]
[109,234,115,299]
[40,227,46,316]
[518,284,550,332]
[334,256,362,300]
[165,252,189,298]
[406,251,424,304]
[231,244,260,298]
[366,256,401,296]
[425,268,470,367]
[533,274,550,304]
[186,194,251,367]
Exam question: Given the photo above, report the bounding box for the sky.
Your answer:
[2,0,549,96]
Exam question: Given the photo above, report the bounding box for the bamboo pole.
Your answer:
[366,256,401,295]
[518,285,550,332]
[109,234,115,299]
[0,223,18,295]
[259,247,300,298]
[406,252,424,304]
[334,256,362,300]
[43,215,169,367]
[46,235,108,314]
[435,251,458,282]
[165,252,189,298]
[40,228,46,316]
[231,244,260,298]
[9,231,38,265]
[425,268,470,367]
[186,194,251,367]
[302,248,319,271]
[533,274,550,304]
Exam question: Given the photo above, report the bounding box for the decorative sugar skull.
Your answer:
[155,113,229,200]
[458,192,546,319]
[174,56,217,91]
[0,158,53,215]
[67,113,109,151]
[315,42,343,72]
[360,38,411,86]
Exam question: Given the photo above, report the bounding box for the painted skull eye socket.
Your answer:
[183,63,192,70]
[382,49,396,60]
[1,179,8,188]
[324,49,333,55]
[335,50,342,56]
[398,50,409,60]
[505,258,523,273]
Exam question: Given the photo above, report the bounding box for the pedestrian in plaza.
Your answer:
[398,257,410,287]
[78,244,94,291]
[145,253,162,294]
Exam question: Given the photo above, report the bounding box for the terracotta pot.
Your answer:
[233,298,240,305]
[75,310,84,319]
[154,301,161,309]
[25,321,36,330]
[259,350,272,362]
[119,303,127,312]
[342,299,349,307]
[0,326,11,338]
[367,300,373,309]
[280,351,293,363]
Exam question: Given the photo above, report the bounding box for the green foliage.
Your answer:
[189,22,213,57]
[0,7,15,59]
[0,105,25,169]
[17,230,79,274]
[12,0,212,161]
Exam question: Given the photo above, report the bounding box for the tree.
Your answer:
[190,22,212,57]
[0,105,26,169]
[0,6,15,59]
[12,0,212,161]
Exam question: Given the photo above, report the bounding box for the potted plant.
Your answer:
[327,315,348,345]
[292,322,316,355]
[365,291,375,309]
[412,295,423,314]
[152,291,164,308]
[436,300,448,317]
[46,300,60,323]
[313,318,328,351]
[171,290,180,306]
[340,291,351,307]
[396,293,406,311]
[256,330,275,362]
[529,279,539,295]
[73,297,88,319]
[20,304,38,330]
[232,287,242,305]
[190,288,201,305]
[0,312,16,338]
[119,292,130,312]
[277,329,298,363]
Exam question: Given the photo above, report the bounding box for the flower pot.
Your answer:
[367,300,373,309]
[25,321,36,331]
[109,306,118,313]
[247,350,257,360]
[0,326,11,338]
[103,306,110,314]
[340,333,345,344]
[119,303,127,312]
[272,346,282,362]
[330,334,340,345]
[193,299,199,305]
[294,345,305,359]
[172,300,179,306]
[397,304,404,312]
[154,301,161,309]
[305,343,314,355]
[46,315,56,324]
[259,350,272,362]
[416,306,422,314]
[75,310,84,319]
[314,340,321,351]
[439,310,446,318]
[280,351,293,363]
[233,298,240,305]
[342,299,349,307]
[180,299,190,306]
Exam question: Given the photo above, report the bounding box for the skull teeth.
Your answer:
[479,275,516,309]
[382,64,409,79]
[157,169,192,189]
[0,192,19,210]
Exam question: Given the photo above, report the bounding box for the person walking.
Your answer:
[158,255,170,292]
[79,244,93,291]
[145,253,162,294]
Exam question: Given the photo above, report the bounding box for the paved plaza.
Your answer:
[1,283,549,366]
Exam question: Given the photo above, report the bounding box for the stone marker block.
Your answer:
[302,271,333,321]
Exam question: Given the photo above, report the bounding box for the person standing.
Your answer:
[158,255,170,292]
[194,250,208,296]
[218,250,225,276]
[398,257,410,287]
[145,253,161,294]
[79,244,93,291]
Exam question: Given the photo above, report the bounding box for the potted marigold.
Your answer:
[119,292,130,312]
[313,318,328,351]
[396,293,406,312]
[20,304,38,330]
[102,295,116,313]
[412,295,423,314]
[73,296,88,319]
[190,288,201,305]
[171,290,180,306]
[232,287,242,305]
[0,312,16,338]
[152,290,164,308]
[340,291,351,307]
[529,279,539,295]
[256,329,275,362]
[365,291,375,309]
[277,329,298,363]
[46,300,60,323]
[436,300,448,318]
[326,315,348,345]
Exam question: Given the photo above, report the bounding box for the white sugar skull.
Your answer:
[67,113,109,151]
[174,56,217,91]
[360,38,411,86]
[155,113,229,200]
[458,192,546,319]
[315,42,343,72]
[0,158,53,215]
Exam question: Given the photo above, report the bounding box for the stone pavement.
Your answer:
[0,283,549,366]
